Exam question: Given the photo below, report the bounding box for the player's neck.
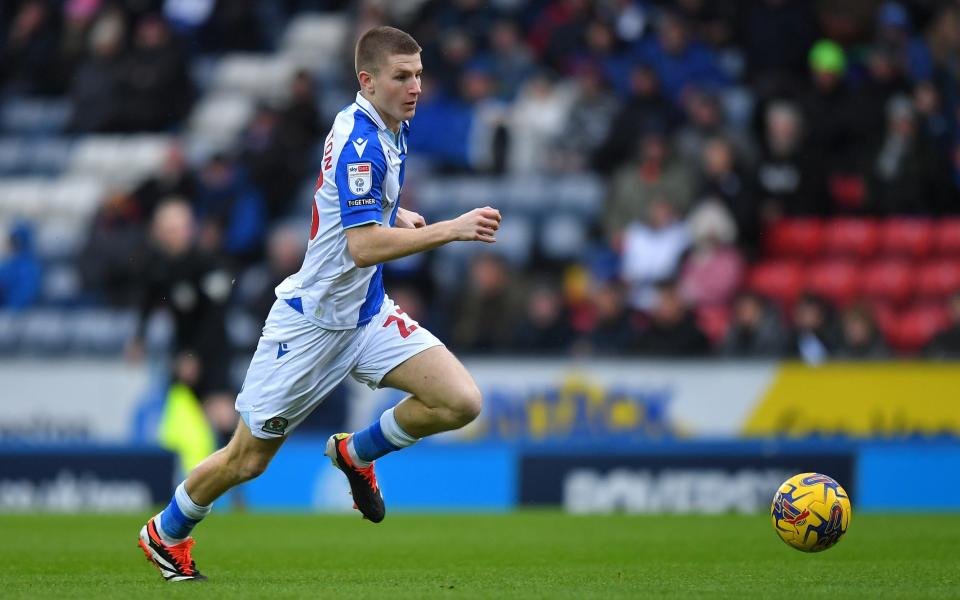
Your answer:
[360,92,401,134]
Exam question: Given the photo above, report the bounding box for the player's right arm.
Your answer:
[345,207,501,268]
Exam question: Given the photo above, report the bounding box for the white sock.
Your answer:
[379,407,419,448]
[156,482,212,545]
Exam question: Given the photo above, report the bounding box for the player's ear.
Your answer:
[358,70,375,95]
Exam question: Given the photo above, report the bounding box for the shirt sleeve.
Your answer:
[336,135,387,229]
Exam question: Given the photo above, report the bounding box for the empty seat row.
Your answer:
[0,98,71,135]
[764,217,960,259]
[0,176,105,220]
[0,309,136,354]
[280,13,350,77]
[67,135,173,187]
[0,137,73,175]
[210,54,299,101]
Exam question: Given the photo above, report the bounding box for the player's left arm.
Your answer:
[394,207,426,229]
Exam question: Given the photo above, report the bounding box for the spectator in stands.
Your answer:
[835,304,891,360]
[117,15,194,132]
[527,0,593,74]
[431,29,477,98]
[79,191,150,306]
[194,154,266,263]
[675,88,753,167]
[131,143,198,223]
[741,0,818,94]
[450,253,524,352]
[873,1,934,84]
[0,220,42,310]
[276,69,322,170]
[573,279,634,356]
[719,292,787,357]
[555,63,619,172]
[406,73,475,171]
[927,5,960,108]
[620,197,691,310]
[678,200,743,308]
[0,0,59,94]
[507,71,573,173]
[788,292,839,364]
[482,20,535,101]
[858,44,913,153]
[237,222,306,325]
[127,199,236,441]
[631,280,710,356]
[632,9,729,105]
[593,64,677,174]
[913,81,953,156]
[925,291,960,359]
[67,9,126,132]
[605,130,695,243]
[799,40,874,213]
[873,94,951,214]
[241,104,305,221]
[513,280,573,354]
[202,0,267,52]
[673,0,738,50]
[696,136,757,251]
[754,101,827,219]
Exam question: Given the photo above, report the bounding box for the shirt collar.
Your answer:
[355,92,389,131]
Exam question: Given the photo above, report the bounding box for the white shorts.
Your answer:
[236,295,443,439]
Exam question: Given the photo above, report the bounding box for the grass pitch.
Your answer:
[2,512,957,599]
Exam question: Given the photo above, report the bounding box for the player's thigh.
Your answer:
[379,345,481,410]
[237,300,359,439]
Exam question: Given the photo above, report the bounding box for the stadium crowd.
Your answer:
[1,0,960,377]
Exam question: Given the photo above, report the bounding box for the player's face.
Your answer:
[370,54,422,130]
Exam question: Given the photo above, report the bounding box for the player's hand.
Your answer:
[395,207,426,229]
[449,206,501,243]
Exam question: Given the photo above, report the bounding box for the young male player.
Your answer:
[138,26,502,582]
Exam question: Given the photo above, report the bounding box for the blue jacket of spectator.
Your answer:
[0,221,43,309]
[195,165,266,256]
[407,91,473,169]
[633,37,729,105]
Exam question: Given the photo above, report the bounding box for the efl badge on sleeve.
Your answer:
[347,162,372,195]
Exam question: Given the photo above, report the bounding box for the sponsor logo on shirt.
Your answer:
[347,162,372,195]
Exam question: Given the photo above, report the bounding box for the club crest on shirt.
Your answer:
[347,162,372,195]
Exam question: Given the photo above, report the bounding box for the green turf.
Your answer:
[1,512,957,599]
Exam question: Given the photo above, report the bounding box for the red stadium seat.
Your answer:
[879,218,934,258]
[915,260,960,300]
[858,259,915,306]
[763,219,824,259]
[934,218,960,256]
[804,260,859,307]
[822,218,880,258]
[747,261,804,308]
[885,304,951,354]
[697,305,731,344]
[871,301,898,336]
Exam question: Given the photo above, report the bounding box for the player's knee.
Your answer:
[448,383,482,427]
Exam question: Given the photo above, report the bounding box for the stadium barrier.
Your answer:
[2,359,958,513]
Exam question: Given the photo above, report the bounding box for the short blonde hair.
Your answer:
[355,26,421,76]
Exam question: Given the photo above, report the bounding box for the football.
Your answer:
[771,473,852,552]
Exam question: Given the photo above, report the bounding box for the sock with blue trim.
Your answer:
[347,406,418,468]
[156,481,211,545]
